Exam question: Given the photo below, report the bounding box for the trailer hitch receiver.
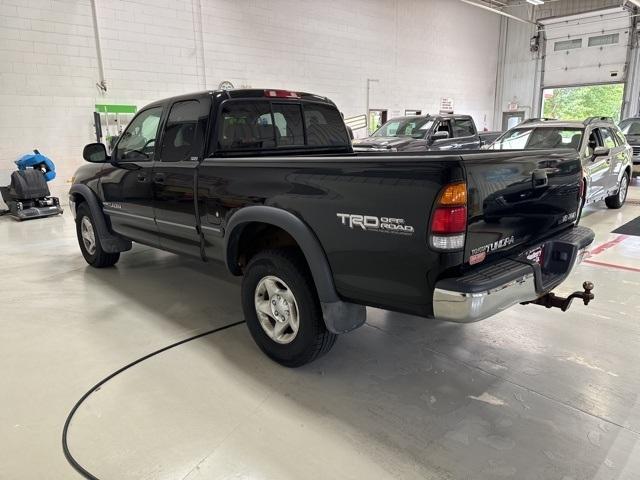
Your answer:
[524,281,594,312]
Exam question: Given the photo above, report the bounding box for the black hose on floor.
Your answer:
[62,320,246,480]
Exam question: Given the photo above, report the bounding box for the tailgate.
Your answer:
[462,149,583,264]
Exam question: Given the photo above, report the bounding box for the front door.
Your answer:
[154,97,211,257]
[584,128,610,201]
[100,106,163,246]
[429,119,458,150]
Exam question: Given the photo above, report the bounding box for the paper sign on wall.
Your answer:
[439,97,454,114]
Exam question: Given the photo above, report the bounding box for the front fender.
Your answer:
[69,184,132,253]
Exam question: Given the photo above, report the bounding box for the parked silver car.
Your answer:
[488,117,632,212]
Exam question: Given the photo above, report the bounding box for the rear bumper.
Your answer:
[433,226,594,323]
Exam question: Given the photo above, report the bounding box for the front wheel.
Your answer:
[75,203,120,268]
[241,249,337,367]
[605,172,629,209]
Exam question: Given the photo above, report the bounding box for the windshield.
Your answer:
[490,127,584,150]
[619,119,640,136]
[373,117,434,138]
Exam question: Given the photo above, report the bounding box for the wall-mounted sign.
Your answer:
[218,81,234,91]
[439,97,454,114]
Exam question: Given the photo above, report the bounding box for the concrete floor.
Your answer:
[1,182,640,480]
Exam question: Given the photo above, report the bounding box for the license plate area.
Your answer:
[525,245,545,265]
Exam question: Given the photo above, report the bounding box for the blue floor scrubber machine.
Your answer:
[0,150,63,221]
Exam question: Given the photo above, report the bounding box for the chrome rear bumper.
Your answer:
[433,226,594,323]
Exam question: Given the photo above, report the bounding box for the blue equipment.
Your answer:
[0,150,63,220]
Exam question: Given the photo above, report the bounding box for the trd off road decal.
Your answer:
[337,213,415,235]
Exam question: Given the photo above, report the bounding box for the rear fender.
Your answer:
[225,205,366,334]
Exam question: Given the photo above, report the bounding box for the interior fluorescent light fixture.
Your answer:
[526,0,544,5]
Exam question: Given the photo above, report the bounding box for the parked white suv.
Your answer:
[489,117,632,213]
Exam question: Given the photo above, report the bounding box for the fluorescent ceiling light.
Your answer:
[526,0,544,5]
[628,0,640,7]
[459,0,536,24]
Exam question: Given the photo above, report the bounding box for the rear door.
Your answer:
[100,106,163,246]
[452,117,480,149]
[154,97,211,257]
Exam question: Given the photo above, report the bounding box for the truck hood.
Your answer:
[624,134,640,146]
[352,136,420,151]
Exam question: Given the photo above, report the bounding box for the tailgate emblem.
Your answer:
[471,235,515,256]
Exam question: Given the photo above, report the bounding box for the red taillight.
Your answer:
[264,89,300,99]
[430,182,467,250]
[431,206,467,234]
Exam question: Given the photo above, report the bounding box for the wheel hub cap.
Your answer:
[255,276,299,344]
[619,177,628,202]
[80,217,96,255]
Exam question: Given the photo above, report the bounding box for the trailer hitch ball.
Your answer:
[524,281,594,312]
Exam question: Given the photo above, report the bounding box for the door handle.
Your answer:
[532,169,548,189]
[136,173,148,183]
[154,173,166,184]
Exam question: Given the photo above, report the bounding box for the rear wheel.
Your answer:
[241,249,337,367]
[76,203,120,268]
[605,172,629,209]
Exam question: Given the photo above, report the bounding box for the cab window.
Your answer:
[160,99,210,162]
[115,107,163,162]
[217,100,349,153]
[453,118,475,137]
[600,128,617,149]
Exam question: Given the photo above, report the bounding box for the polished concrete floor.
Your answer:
[1,182,640,480]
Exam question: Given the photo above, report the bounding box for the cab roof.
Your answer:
[143,89,336,110]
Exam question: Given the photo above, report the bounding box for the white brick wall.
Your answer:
[0,0,500,198]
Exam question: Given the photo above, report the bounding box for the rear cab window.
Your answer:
[215,99,350,155]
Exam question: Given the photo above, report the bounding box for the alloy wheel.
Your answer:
[254,275,300,344]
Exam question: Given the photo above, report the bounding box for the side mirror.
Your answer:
[83,143,108,163]
[431,130,450,144]
[592,146,610,158]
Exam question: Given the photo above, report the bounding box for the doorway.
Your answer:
[540,83,624,122]
[502,111,525,131]
[368,109,387,134]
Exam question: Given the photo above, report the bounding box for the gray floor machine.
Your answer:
[0,150,63,221]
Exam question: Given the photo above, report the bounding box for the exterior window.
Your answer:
[272,103,304,146]
[115,107,163,161]
[161,99,210,162]
[588,33,619,47]
[554,39,582,51]
[600,128,617,149]
[217,101,349,152]
[217,101,276,151]
[303,103,349,147]
[453,118,476,137]
[491,127,583,150]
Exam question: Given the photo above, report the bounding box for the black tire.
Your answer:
[241,248,337,367]
[75,203,120,268]
[605,172,629,209]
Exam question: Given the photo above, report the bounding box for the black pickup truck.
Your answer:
[70,89,595,367]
